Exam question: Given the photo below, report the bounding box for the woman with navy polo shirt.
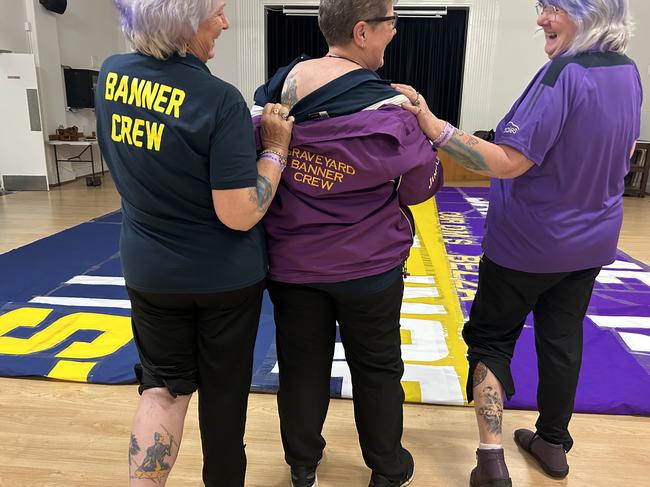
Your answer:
[96,1,293,486]
[394,0,641,486]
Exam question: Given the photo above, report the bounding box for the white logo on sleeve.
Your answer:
[504,121,520,134]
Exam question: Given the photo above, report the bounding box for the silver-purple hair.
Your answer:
[113,0,223,60]
[541,0,633,55]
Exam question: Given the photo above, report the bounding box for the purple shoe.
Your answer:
[469,448,512,487]
[514,429,569,479]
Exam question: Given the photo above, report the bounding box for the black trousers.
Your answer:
[127,281,264,487]
[267,277,412,479]
[462,256,601,451]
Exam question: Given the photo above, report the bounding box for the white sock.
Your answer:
[479,442,503,450]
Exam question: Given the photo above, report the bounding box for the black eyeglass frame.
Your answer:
[361,13,399,28]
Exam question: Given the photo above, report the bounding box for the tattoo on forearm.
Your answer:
[281,74,299,109]
[131,427,174,483]
[466,136,480,148]
[250,175,273,213]
[473,362,488,388]
[477,385,503,435]
[441,128,490,172]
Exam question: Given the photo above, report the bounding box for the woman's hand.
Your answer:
[260,103,294,156]
[393,84,534,179]
[391,83,446,142]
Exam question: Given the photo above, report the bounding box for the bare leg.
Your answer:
[128,388,192,486]
[473,362,504,445]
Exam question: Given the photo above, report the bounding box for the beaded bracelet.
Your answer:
[431,121,455,148]
[259,149,288,171]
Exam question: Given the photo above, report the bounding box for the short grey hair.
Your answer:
[544,0,633,55]
[319,0,393,47]
[113,0,223,60]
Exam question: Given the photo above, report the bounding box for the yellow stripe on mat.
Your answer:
[400,198,469,405]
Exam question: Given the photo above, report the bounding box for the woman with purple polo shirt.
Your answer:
[394,0,642,486]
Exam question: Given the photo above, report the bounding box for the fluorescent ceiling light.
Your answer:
[281,6,448,17]
[282,7,318,16]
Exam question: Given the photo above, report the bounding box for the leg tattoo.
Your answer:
[477,385,503,435]
[131,427,175,483]
[473,362,488,388]
[129,433,141,466]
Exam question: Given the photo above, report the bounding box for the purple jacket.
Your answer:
[253,103,443,283]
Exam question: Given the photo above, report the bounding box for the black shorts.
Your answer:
[126,280,265,397]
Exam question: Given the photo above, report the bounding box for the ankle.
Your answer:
[479,442,503,450]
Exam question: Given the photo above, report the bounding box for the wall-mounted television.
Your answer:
[63,68,99,109]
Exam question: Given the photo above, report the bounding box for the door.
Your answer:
[0,53,49,190]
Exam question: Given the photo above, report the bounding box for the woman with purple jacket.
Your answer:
[253,1,442,486]
[394,1,641,486]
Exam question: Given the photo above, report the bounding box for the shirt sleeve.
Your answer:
[398,150,444,206]
[494,64,584,166]
[634,71,643,140]
[367,109,442,204]
[209,98,259,190]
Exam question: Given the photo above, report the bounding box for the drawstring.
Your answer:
[402,261,410,279]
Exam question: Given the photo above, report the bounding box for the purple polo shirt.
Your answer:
[484,51,643,273]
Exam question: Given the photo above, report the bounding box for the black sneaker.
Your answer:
[290,465,318,487]
[368,460,415,487]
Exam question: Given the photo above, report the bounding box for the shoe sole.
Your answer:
[400,465,415,487]
[513,434,569,479]
[469,480,512,487]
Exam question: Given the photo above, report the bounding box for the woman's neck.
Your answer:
[325,48,369,70]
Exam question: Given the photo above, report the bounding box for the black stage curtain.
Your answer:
[266,10,329,76]
[266,8,467,126]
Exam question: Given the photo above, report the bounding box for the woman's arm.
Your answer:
[392,84,534,179]
[212,103,294,231]
[212,157,283,231]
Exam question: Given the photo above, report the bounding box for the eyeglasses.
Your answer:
[362,13,398,29]
[535,2,562,18]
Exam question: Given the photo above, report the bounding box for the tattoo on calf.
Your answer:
[477,385,503,435]
[130,427,175,483]
[473,362,488,388]
[250,175,273,213]
[129,433,141,466]
[442,129,490,172]
[281,74,299,109]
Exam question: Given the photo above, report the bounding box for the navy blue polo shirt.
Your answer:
[96,52,266,293]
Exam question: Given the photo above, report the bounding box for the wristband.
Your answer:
[431,121,455,148]
[259,149,287,171]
